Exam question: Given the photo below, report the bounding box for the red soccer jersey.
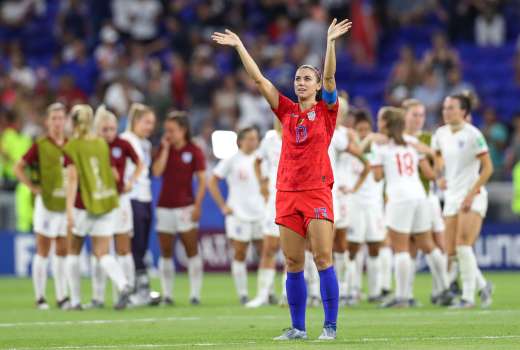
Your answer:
[272,93,338,191]
[109,137,140,193]
[156,142,206,208]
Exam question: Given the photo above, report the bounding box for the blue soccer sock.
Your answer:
[319,266,339,330]
[286,271,307,331]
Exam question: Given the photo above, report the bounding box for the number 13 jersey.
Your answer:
[371,134,426,203]
[272,93,338,192]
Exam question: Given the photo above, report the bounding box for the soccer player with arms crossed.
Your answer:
[213,17,352,340]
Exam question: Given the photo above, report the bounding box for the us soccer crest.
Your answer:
[182,152,193,163]
[307,110,316,121]
[112,147,122,158]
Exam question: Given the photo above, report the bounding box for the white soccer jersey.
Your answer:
[371,135,426,203]
[349,150,384,206]
[328,126,349,185]
[256,129,282,193]
[213,150,265,221]
[432,123,489,203]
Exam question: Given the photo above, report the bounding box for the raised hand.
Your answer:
[212,29,242,48]
[327,18,352,42]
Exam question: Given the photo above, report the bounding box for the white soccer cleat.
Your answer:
[318,327,337,340]
[245,296,267,308]
[273,328,308,340]
[36,298,49,310]
[479,281,494,309]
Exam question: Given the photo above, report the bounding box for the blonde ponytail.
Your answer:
[127,102,153,132]
[94,104,118,135]
[70,104,94,138]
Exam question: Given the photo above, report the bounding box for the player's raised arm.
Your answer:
[322,18,352,105]
[212,29,279,110]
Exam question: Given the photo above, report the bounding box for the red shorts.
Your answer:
[275,187,334,237]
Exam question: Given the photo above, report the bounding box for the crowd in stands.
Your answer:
[1,0,520,187]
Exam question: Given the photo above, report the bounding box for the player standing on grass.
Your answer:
[14,103,70,310]
[212,17,352,340]
[208,127,265,305]
[246,119,283,308]
[64,105,131,310]
[371,107,454,308]
[432,94,494,309]
[152,112,206,306]
[120,103,157,304]
[88,106,143,308]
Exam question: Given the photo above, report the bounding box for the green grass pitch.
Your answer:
[0,272,519,350]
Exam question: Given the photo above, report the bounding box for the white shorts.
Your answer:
[156,205,199,234]
[113,193,133,235]
[73,208,115,237]
[333,190,349,229]
[33,195,67,238]
[428,194,445,233]
[443,191,488,218]
[347,201,385,243]
[262,195,279,237]
[225,215,263,242]
[385,198,431,234]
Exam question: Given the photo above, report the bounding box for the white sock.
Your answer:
[366,255,381,298]
[188,255,203,300]
[32,255,48,301]
[304,251,320,298]
[456,246,477,303]
[256,268,275,301]
[158,257,175,299]
[345,255,356,297]
[448,257,458,284]
[394,252,411,300]
[379,247,393,291]
[425,248,450,293]
[476,267,487,290]
[281,269,287,298]
[91,256,106,302]
[51,255,67,302]
[408,256,416,299]
[66,255,81,306]
[117,254,135,290]
[100,255,128,292]
[231,260,248,298]
[354,250,364,293]
[334,252,348,297]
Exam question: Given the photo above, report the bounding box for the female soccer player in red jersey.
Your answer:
[213,18,352,340]
[152,112,206,306]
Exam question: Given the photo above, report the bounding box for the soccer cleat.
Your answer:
[239,296,249,305]
[380,298,409,308]
[430,293,441,305]
[114,287,132,310]
[339,295,348,307]
[190,297,200,306]
[438,289,456,306]
[449,299,475,309]
[84,299,105,309]
[307,295,321,307]
[245,296,267,308]
[318,326,337,340]
[449,280,462,296]
[273,328,308,340]
[162,297,174,306]
[36,298,50,310]
[479,281,493,309]
[57,297,70,310]
[408,298,422,308]
[367,294,386,303]
[67,303,83,311]
[268,294,278,305]
[381,289,392,298]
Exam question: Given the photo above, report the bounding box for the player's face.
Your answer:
[46,111,66,136]
[405,105,426,133]
[294,68,320,101]
[239,130,259,153]
[163,120,185,144]
[98,119,117,143]
[442,97,464,125]
[355,121,372,140]
[134,112,156,138]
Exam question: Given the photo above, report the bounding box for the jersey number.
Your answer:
[295,125,307,144]
[395,152,414,176]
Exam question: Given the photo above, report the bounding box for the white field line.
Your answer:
[4,335,520,350]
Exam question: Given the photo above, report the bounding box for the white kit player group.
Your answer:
[20,91,493,311]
